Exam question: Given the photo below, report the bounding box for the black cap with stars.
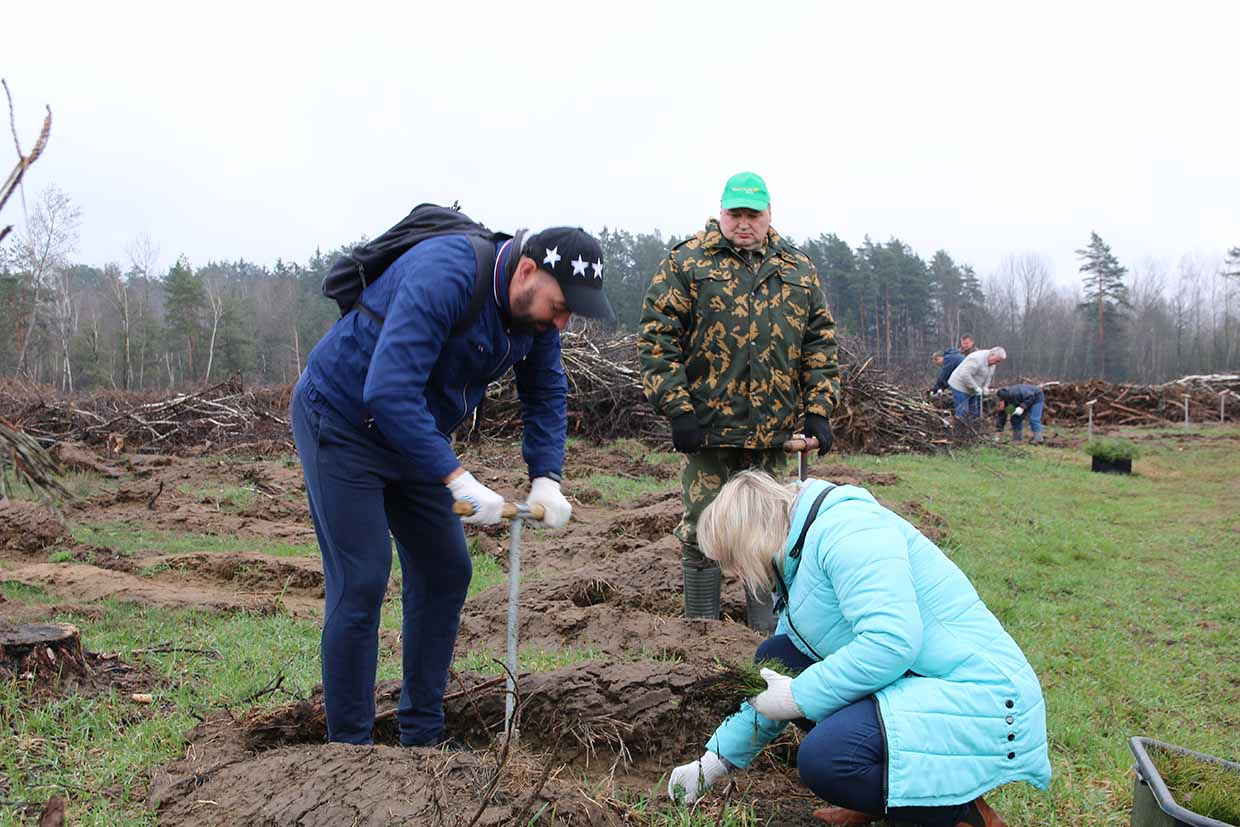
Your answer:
[523,227,614,322]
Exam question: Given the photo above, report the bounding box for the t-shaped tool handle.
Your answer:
[452,501,546,521]
[782,436,819,482]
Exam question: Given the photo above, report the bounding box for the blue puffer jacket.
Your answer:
[706,481,1051,808]
[301,235,567,483]
[932,347,965,391]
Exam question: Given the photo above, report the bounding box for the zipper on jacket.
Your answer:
[874,698,890,813]
[449,336,514,433]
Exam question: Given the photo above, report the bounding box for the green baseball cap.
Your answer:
[720,171,770,210]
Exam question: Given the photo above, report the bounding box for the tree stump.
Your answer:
[0,622,92,691]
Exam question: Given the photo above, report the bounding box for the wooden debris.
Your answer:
[0,377,293,455]
[1037,379,1238,426]
[476,334,966,454]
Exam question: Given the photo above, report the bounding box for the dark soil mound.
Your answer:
[149,738,621,827]
[158,551,324,594]
[0,499,69,554]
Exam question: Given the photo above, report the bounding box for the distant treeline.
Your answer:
[2,186,1237,393]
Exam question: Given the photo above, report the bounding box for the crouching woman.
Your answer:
[667,472,1051,826]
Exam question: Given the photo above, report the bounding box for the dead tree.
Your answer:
[1,78,52,246]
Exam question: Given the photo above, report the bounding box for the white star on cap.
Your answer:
[543,247,561,268]
[571,255,589,277]
[591,259,603,280]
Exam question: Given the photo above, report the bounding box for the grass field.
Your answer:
[1,427,1237,825]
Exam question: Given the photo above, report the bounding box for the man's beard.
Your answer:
[509,284,553,336]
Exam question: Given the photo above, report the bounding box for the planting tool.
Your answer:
[737,435,821,635]
[452,499,545,735]
[782,435,820,483]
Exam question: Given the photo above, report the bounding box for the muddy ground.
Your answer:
[0,439,922,825]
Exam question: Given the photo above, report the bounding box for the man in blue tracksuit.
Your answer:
[292,226,612,746]
[930,348,965,393]
[994,384,1045,443]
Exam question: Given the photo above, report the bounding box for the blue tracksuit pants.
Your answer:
[291,377,472,746]
[756,635,976,826]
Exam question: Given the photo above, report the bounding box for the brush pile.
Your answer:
[0,333,992,457]
[477,333,962,454]
[1039,378,1238,426]
[0,377,293,455]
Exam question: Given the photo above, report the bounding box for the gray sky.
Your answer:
[7,1,1238,286]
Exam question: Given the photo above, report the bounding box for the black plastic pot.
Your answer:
[1092,456,1133,474]
[1129,736,1240,827]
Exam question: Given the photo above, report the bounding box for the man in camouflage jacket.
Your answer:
[637,171,840,626]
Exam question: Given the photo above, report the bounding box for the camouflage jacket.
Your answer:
[637,219,840,448]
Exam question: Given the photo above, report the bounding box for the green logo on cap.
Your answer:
[721,172,770,210]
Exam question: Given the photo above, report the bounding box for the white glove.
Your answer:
[1013,406,1025,417]
[667,751,729,804]
[447,471,504,525]
[750,667,804,720]
[527,476,571,529]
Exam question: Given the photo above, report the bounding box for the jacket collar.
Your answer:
[700,218,784,259]
[493,238,516,324]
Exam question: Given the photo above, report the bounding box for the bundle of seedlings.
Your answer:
[692,658,804,708]
[1147,743,1240,825]
[1083,438,1140,463]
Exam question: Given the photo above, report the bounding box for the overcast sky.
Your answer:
[6,1,1238,287]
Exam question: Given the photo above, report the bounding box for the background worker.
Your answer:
[931,347,965,394]
[947,346,1006,418]
[994,384,1046,443]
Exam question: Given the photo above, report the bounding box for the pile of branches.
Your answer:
[0,377,294,455]
[0,418,73,502]
[1041,379,1238,427]
[474,333,664,443]
[477,333,964,454]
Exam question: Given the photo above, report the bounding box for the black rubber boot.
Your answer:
[683,560,722,619]
[745,585,777,634]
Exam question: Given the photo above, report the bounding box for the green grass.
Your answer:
[466,538,506,598]
[2,429,1237,825]
[453,646,605,674]
[176,482,257,511]
[585,472,668,502]
[834,429,1240,824]
[611,437,680,466]
[1,469,117,503]
[1148,744,1240,823]
[69,522,319,558]
[0,589,324,827]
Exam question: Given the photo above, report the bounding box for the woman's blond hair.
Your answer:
[698,470,800,597]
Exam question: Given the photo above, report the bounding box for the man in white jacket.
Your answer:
[947,346,1006,418]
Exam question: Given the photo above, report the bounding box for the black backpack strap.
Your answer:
[450,235,500,337]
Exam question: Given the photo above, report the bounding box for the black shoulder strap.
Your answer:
[790,484,836,560]
[773,483,836,662]
[450,235,498,337]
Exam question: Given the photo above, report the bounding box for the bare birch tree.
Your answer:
[11,186,80,381]
[202,273,225,382]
